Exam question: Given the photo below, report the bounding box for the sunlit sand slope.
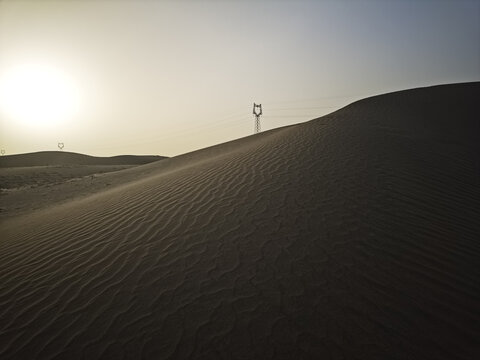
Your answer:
[0,152,167,218]
[0,82,479,359]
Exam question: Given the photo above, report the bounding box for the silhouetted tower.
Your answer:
[253,103,262,134]
[58,142,64,151]
[0,149,5,156]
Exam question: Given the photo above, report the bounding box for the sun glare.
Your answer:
[0,64,80,130]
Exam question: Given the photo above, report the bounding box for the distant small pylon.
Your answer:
[253,103,262,134]
[58,142,64,151]
[1,149,5,156]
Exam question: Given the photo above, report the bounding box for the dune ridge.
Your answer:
[0,152,167,218]
[0,82,479,359]
[0,151,165,168]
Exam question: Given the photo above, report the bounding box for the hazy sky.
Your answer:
[1,0,479,157]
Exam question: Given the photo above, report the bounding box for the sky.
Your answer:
[0,0,479,157]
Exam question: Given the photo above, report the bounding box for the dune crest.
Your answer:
[0,151,165,168]
[1,82,479,359]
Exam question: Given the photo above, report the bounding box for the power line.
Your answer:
[85,98,354,152]
[269,106,338,110]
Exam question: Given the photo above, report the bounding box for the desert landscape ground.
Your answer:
[0,82,479,359]
[0,153,165,218]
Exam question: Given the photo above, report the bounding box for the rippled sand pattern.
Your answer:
[1,83,479,359]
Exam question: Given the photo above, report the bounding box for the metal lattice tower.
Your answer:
[253,103,262,134]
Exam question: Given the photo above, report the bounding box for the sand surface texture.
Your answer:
[1,83,479,359]
[0,151,164,168]
[0,154,165,218]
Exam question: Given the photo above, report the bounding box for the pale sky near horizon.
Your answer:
[0,0,479,157]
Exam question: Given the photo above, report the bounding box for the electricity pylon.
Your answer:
[253,103,262,134]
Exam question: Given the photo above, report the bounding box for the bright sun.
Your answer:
[0,64,80,129]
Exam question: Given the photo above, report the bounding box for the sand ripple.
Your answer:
[1,83,479,359]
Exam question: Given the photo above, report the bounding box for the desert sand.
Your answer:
[0,151,166,219]
[0,153,165,218]
[0,151,164,168]
[0,82,479,359]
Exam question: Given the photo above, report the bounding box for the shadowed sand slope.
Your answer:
[0,151,165,167]
[0,82,479,359]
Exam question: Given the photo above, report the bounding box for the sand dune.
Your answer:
[0,82,479,359]
[0,153,167,218]
[0,165,141,190]
[0,151,165,168]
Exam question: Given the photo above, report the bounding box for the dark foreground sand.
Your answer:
[0,83,479,359]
